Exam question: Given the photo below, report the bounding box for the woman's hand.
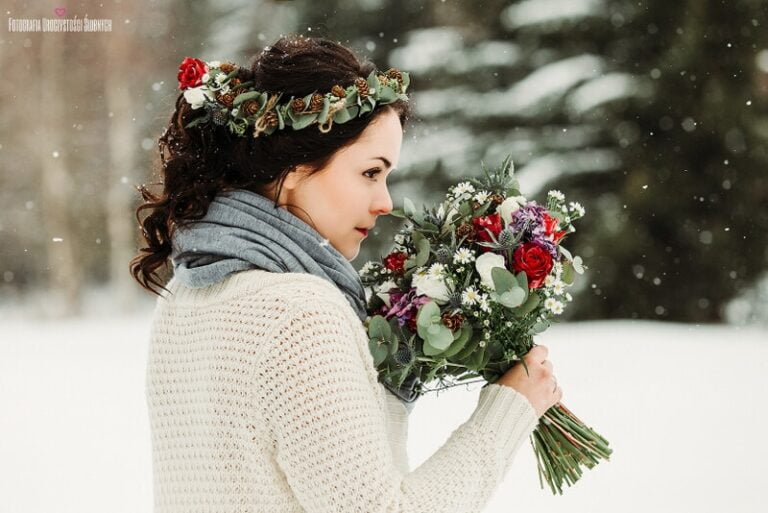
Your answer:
[496,344,562,418]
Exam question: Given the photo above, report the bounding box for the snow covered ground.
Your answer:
[1,311,766,513]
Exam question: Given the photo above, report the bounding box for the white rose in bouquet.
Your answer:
[497,195,527,225]
[475,252,507,290]
[413,270,452,303]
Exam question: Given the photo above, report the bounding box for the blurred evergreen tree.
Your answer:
[292,0,768,322]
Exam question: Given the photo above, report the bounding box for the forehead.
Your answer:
[342,110,403,159]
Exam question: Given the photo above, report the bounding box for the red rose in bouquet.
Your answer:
[383,251,408,273]
[177,57,209,90]
[472,213,503,251]
[512,242,554,289]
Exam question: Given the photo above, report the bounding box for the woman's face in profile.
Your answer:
[279,108,403,260]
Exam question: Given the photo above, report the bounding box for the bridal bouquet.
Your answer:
[358,155,611,495]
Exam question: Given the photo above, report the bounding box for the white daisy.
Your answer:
[545,298,565,314]
[552,281,565,295]
[544,275,557,287]
[453,247,475,264]
[358,261,376,276]
[452,182,476,197]
[473,190,491,203]
[548,189,565,201]
[553,261,564,277]
[479,295,491,313]
[569,201,586,217]
[461,286,481,306]
[208,60,221,68]
[428,263,446,277]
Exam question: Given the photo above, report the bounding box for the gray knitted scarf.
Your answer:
[170,189,419,411]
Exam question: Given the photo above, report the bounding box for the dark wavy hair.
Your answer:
[130,34,412,295]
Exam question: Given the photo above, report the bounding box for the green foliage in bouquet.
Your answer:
[358,155,611,495]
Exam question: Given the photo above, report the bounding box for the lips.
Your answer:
[355,228,369,236]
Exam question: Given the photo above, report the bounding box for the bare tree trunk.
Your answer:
[39,32,82,317]
[104,24,140,310]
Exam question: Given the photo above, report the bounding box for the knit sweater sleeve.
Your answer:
[253,297,539,513]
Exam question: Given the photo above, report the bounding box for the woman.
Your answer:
[131,34,563,513]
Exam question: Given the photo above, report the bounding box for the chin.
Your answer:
[332,240,359,261]
[344,243,362,261]
[344,248,360,261]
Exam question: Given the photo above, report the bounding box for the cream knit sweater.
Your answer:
[145,269,539,513]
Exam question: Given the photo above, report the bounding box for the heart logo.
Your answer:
[54,7,66,17]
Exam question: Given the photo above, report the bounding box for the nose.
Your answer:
[372,183,393,216]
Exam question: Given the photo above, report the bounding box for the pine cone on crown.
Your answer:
[331,85,347,99]
[242,100,261,117]
[355,77,370,99]
[490,193,505,206]
[217,92,236,108]
[309,93,324,112]
[219,62,236,74]
[264,110,279,127]
[291,97,306,113]
[386,68,404,88]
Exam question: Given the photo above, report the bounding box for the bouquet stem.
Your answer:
[530,402,612,495]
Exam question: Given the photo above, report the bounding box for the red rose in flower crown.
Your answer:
[383,251,408,273]
[542,213,568,244]
[512,241,554,289]
[177,57,209,90]
[472,213,503,247]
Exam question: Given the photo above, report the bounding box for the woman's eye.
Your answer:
[363,168,382,179]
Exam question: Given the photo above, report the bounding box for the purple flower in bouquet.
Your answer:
[509,201,547,236]
[509,202,558,259]
[384,288,432,330]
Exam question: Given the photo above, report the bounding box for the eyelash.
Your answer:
[363,168,383,180]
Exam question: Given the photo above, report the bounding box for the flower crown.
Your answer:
[176,57,411,138]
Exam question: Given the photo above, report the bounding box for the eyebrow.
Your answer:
[373,157,397,172]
